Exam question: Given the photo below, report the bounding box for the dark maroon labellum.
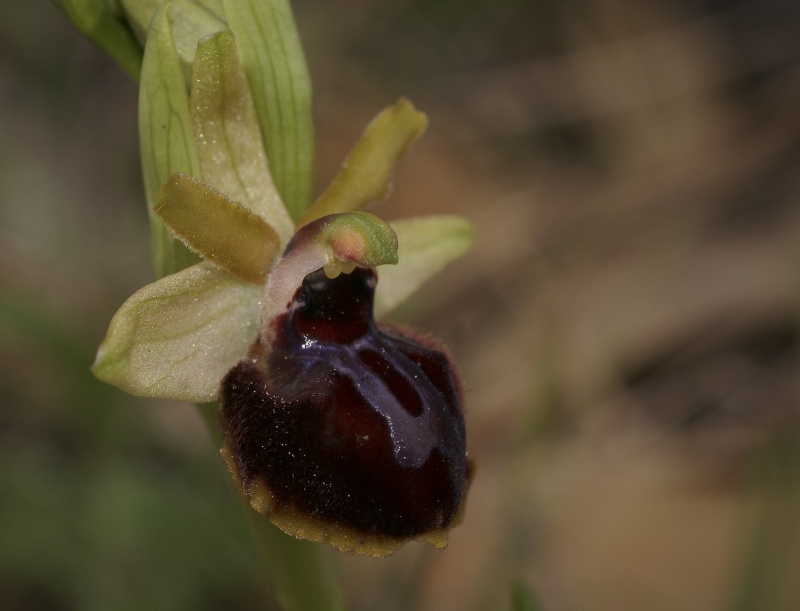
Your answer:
[219,266,470,555]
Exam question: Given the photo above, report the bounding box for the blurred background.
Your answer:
[2,0,800,609]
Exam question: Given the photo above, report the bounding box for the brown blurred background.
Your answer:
[2,0,800,609]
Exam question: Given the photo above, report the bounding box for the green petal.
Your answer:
[190,30,294,243]
[120,0,225,79]
[156,173,281,284]
[297,98,428,228]
[139,3,203,278]
[93,261,262,402]
[223,0,314,220]
[375,216,475,319]
[57,0,143,79]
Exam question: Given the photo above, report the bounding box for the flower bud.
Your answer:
[219,266,470,556]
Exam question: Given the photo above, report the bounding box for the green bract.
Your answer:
[122,0,225,79]
[223,0,314,219]
[138,3,202,278]
[85,2,474,404]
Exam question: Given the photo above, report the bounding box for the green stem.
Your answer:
[137,3,202,278]
[246,514,347,611]
[728,432,800,611]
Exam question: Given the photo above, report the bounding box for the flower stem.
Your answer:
[246,514,348,611]
[728,430,800,611]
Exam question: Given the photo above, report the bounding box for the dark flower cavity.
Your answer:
[219,266,470,556]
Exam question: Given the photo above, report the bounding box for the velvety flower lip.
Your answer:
[220,266,471,557]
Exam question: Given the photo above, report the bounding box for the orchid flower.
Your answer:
[71,2,473,558]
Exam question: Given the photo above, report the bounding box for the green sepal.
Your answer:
[139,3,202,278]
[297,98,428,228]
[223,0,314,220]
[120,0,226,80]
[57,0,143,79]
[92,261,262,402]
[375,216,474,318]
[190,30,294,243]
[156,173,281,284]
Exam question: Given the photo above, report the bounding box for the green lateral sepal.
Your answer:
[92,261,262,402]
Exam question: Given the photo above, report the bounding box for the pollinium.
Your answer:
[219,266,470,556]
